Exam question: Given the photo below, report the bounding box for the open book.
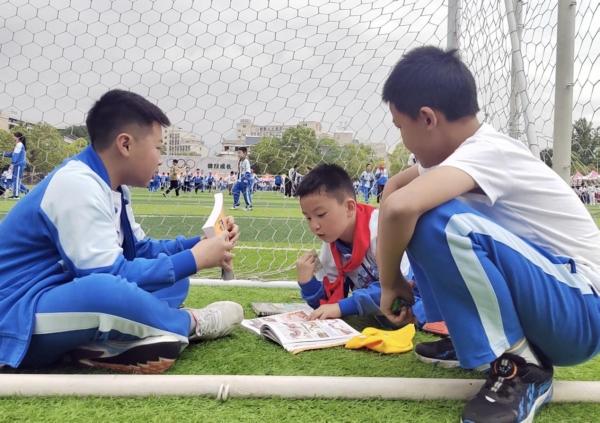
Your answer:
[202,192,234,280]
[241,309,360,354]
[251,302,312,317]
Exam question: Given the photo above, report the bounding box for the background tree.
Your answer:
[388,142,411,175]
[11,123,70,178]
[251,136,286,175]
[279,126,320,174]
[0,129,15,171]
[571,117,600,171]
[336,142,379,179]
[64,137,89,157]
[317,137,341,165]
[60,125,89,140]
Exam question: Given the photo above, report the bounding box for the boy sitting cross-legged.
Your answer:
[0,90,244,374]
[295,164,424,324]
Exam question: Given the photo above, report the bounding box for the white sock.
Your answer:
[187,310,197,335]
[506,338,540,366]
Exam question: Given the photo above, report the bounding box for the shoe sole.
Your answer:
[415,352,490,372]
[78,356,176,374]
[460,384,553,423]
[73,338,182,374]
[415,351,460,368]
[520,384,553,423]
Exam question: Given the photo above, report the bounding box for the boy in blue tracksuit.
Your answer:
[377,46,600,422]
[0,90,243,373]
[295,164,425,325]
[232,147,253,210]
[193,169,204,194]
[206,172,214,193]
[3,131,27,199]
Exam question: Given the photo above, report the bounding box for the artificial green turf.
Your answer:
[1,285,599,422]
[1,190,600,422]
[1,397,598,423]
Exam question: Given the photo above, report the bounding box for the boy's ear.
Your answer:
[419,107,437,128]
[345,197,357,216]
[115,132,132,157]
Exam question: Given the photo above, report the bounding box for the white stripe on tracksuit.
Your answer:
[407,199,600,369]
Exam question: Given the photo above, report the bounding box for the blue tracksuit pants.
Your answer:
[407,199,600,369]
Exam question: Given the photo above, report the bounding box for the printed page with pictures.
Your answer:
[241,310,360,353]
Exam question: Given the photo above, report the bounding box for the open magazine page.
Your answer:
[241,309,313,335]
[262,317,358,346]
[241,310,360,353]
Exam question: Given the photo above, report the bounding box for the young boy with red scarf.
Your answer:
[295,163,420,321]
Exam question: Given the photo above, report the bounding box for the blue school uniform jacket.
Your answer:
[3,141,26,167]
[0,146,199,367]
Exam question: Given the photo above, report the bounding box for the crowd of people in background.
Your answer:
[573,183,600,205]
[355,161,389,204]
[157,165,227,196]
[149,158,394,208]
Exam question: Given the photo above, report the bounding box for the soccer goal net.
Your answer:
[0,0,598,280]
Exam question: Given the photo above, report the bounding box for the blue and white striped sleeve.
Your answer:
[40,165,196,290]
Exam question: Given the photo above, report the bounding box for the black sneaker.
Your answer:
[415,337,460,368]
[461,353,553,423]
[71,335,185,374]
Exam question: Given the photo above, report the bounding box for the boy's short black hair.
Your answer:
[382,46,479,121]
[296,163,355,202]
[86,89,170,151]
[172,159,178,164]
[239,147,247,153]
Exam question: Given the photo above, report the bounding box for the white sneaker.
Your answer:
[188,301,244,341]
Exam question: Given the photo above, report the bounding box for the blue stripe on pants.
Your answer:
[19,274,191,368]
[407,199,600,369]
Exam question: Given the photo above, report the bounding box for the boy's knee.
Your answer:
[409,199,472,255]
[72,274,140,309]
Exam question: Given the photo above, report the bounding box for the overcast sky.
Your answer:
[0,0,598,153]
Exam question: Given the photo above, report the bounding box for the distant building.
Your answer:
[333,130,354,145]
[218,136,246,158]
[159,154,237,178]
[0,112,8,131]
[235,119,322,141]
[0,110,29,132]
[163,126,207,157]
[219,119,322,156]
[371,142,389,158]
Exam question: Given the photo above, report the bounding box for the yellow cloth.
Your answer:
[345,324,416,354]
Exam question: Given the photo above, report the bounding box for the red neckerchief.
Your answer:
[320,203,375,304]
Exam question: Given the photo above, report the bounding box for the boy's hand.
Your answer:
[223,215,240,244]
[296,251,318,283]
[191,233,234,271]
[379,277,414,326]
[309,303,341,320]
